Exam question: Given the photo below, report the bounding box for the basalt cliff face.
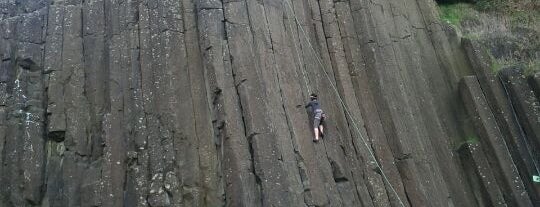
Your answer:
[0,0,539,206]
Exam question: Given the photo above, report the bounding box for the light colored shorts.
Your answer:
[314,109,324,128]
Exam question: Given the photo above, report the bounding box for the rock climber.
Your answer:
[305,93,325,142]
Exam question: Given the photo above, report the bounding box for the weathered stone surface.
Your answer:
[0,0,537,206]
[222,1,294,206]
[464,39,540,204]
[460,75,533,207]
[500,67,540,151]
[530,72,540,100]
[500,67,540,203]
[81,161,103,207]
[458,143,507,207]
[197,5,260,207]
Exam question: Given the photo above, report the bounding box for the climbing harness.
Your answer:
[283,1,406,206]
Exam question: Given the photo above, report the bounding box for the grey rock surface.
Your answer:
[0,0,537,206]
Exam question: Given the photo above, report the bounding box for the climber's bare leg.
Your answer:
[314,128,319,141]
[319,125,324,137]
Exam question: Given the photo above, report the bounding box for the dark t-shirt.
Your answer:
[305,100,321,113]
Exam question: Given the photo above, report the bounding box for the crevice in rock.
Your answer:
[198,7,223,11]
[2,0,538,206]
[48,131,65,142]
[247,132,263,205]
[234,78,247,88]
[16,57,39,71]
[404,188,414,207]
[211,88,222,107]
[220,3,262,204]
[330,159,348,183]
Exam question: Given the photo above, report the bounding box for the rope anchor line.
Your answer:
[282,0,406,206]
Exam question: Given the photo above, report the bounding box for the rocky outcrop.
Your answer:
[461,39,539,206]
[460,75,532,207]
[0,0,537,206]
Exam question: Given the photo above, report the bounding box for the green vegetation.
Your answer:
[437,3,475,27]
[453,135,480,151]
[461,33,481,40]
[524,60,540,76]
[491,59,503,73]
[487,51,540,74]
[475,0,539,27]
[489,57,520,74]
[474,0,507,12]
[438,0,539,28]
[489,59,540,75]
[475,0,539,13]
[491,57,523,74]
[465,136,479,144]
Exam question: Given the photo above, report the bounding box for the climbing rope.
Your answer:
[285,6,311,96]
[282,1,406,206]
[498,74,540,177]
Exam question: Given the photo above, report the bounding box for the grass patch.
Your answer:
[437,1,540,28]
[453,135,480,151]
[524,60,540,76]
[488,57,539,75]
[475,0,540,13]
[509,10,540,27]
[487,50,539,74]
[483,56,540,76]
[438,3,475,27]
[475,0,507,12]
[475,0,540,27]
[490,58,519,74]
[465,136,479,144]
[462,32,482,40]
